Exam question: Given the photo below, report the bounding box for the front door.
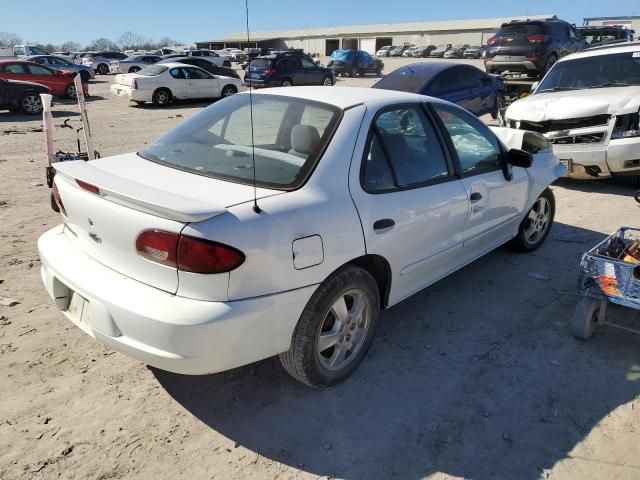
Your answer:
[350,104,470,306]
[431,103,529,262]
[429,66,475,113]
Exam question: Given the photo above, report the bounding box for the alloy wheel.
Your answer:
[524,197,551,244]
[316,289,371,371]
[22,95,42,114]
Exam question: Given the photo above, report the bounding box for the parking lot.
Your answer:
[1,56,640,480]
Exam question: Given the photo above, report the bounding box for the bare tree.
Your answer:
[89,38,119,51]
[60,41,82,52]
[158,37,180,47]
[119,31,146,50]
[0,31,22,47]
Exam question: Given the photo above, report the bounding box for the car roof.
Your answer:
[558,40,640,62]
[387,62,461,76]
[249,86,443,109]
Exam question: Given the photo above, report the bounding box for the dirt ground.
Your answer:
[1,57,639,480]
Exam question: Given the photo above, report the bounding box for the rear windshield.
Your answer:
[499,24,545,35]
[137,65,167,76]
[251,58,272,68]
[139,94,342,189]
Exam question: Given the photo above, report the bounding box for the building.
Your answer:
[196,14,555,56]
[583,15,640,33]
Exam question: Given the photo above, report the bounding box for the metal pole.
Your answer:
[74,74,95,160]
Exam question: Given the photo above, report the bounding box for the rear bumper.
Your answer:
[110,84,147,101]
[485,56,542,72]
[38,225,316,375]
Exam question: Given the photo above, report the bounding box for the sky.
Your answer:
[3,0,640,46]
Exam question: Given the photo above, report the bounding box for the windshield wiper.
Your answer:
[587,82,632,89]
[536,86,577,93]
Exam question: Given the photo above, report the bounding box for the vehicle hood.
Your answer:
[54,152,284,222]
[506,86,640,121]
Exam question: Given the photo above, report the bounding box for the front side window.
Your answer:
[362,106,450,192]
[431,68,464,94]
[183,67,209,79]
[301,58,317,69]
[433,103,501,175]
[140,95,341,189]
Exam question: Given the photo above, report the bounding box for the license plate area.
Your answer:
[66,290,91,325]
[560,158,573,173]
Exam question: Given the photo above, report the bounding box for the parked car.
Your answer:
[505,42,640,180]
[146,48,178,56]
[225,49,248,63]
[485,18,586,78]
[109,55,162,74]
[245,52,335,87]
[576,26,635,46]
[82,51,128,75]
[402,46,420,57]
[328,49,383,77]
[429,45,451,58]
[411,45,437,58]
[157,57,240,79]
[0,45,49,58]
[372,62,507,120]
[38,86,564,387]
[463,46,484,59]
[240,49,263,70]
[26,55,94,82]
[376,46,395,57]
[389,46,410,57]
[164,50,232,67]
[444,44,470,59]
[0,77,50,114]
[110,62,244,106]
[0,60,88,98]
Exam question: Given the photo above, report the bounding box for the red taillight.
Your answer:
[264,68,276,76]
[52,181,67,216]
[136,230,245,274]
[136,230,179,268]
[527,34,549,44]
[487,36,497,45]
[132,79,138,89]
[76,179,100,195]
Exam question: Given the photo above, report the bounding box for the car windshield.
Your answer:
[127,56,143,61]
[30,46,48,55]
[139,94,342,189]
[537,51,640,92]
[136,65,168,76]
[330,50,354,62]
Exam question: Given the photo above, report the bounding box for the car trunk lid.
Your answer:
[53,154,283,293]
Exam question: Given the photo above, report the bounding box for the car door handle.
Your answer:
[373,219,395,231]
[470,192,483,203]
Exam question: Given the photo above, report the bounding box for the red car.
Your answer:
[0,60,88,99]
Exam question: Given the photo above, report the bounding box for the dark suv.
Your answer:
[327,49,384,77]
[484,18,586,77]
[244,52,335,87]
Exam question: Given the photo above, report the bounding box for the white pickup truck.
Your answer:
[0,45,50,59]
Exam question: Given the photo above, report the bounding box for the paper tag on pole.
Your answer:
[74,74,95,161]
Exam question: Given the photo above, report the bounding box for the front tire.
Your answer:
[97,63,109,75]
[20,93,43,114]
[279,265,380,388]
[349,67,358,78]
[152,88,172,106]
[511,189,555,252]
[281,78,293,87]
[220,85,237,97]
[65,83,77,99]
[321,75,333,86]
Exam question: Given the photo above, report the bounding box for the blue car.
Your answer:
[372,62,506,120]
[244,51,335,88]
[25,55,94,82]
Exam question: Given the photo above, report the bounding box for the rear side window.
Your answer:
[362,105,450,192]
[431,67,465,94]
[4,64,27,74]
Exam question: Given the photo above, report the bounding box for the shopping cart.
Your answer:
[573,226,640,339]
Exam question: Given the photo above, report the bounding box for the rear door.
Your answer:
[350,103,470,305]
[431,103,529,262]
[26,64,62,94]
[460,66,496,116]
[0,63,29,81]
[299,57,320,84]
[429,67,476,113]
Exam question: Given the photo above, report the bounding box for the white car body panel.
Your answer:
[505,44,640,179]
[39,87,563,375]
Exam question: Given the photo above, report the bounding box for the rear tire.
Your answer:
[279,265,380,388]
[221,85,237,97]
[349,67,358,78]
[511,189,555,252]
[281,78,293,87]
[97,63,109,75]
[152,88,172,106]
[65,83,77,99]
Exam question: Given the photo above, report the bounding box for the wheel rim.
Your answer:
[222,87,235,97]
[66,85,76,98]
[99,65,107,74]
[23,95,41,113]
[282,80,291,87]
[156,91,169,104]
[351,68,358,77]
[323,77,332,86]
[316,289,371,371]
[524,197,551,244]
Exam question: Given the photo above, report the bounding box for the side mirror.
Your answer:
[507,148,533,168]
[531,81,539,92]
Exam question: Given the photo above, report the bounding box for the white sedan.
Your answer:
[110,62,245,106]
[38,87,565,387]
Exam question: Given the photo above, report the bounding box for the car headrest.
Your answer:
[290,124,321,156]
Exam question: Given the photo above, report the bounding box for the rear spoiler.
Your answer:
[54,160,226,223]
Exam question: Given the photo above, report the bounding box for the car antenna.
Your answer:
[245,0,261,214]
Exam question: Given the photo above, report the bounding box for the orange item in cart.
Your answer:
[600,262,620,296]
